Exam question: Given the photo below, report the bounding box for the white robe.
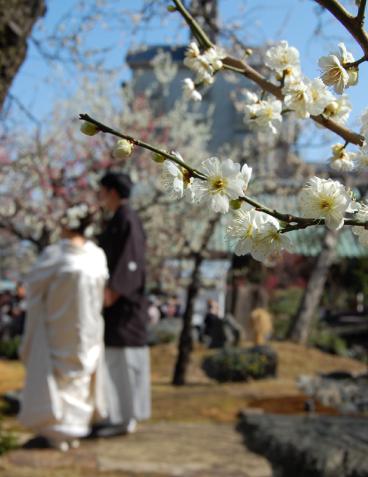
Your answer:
[18,240,108,440]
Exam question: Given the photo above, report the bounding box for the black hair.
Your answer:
[100,172,133,199]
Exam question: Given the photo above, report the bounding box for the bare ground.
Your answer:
[0,341,365,477]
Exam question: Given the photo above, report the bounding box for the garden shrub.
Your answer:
[202,346,278,383]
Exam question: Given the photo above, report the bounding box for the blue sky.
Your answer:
[7,0,368,161]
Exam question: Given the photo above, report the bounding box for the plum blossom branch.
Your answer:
[240,195,360,228]
[224,60,363,144]
[79,113,206,180]
[173,2,365,146]
[79,114,368,232]
[314,0,368,56]
[344,54,368,69]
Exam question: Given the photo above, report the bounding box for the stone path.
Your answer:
[0,421,272,477]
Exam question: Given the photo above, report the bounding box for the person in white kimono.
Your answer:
[18,204,108,451]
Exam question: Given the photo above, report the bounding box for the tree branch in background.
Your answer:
[314,0,368,56]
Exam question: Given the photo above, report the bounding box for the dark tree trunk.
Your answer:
[287,229,338,344]
[0,0,46,110]
[172,216,218,386]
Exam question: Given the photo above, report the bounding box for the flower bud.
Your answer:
[113,139,134,159]
[230,199,242,210]
[167,5,177,12]
[152,153,166,163]
[80,121,99,136]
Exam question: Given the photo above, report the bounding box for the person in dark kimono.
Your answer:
[96,172,151,436]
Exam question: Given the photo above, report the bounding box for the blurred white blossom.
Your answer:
[151,50,178,84]
[354,144,368,170]
[329,144,355,171]
[352,204,368,245]
[183,42,224,86]
[243,92,283,134]
[160,154,193,199]
[182,78,202,102]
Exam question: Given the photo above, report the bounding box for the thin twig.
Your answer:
[344,54,367,68]
[79,113,206,180]
[172,0,213,49]
[314,0,368,56]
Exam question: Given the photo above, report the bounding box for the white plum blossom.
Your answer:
[283,76,335,118]
[193,157,252,213]
[184,42,213,85]
[243,90,259,105]
[306,78,335,116]
[182,78,202,102]
[299,176,353,230]
[265,41,301,82]
[283,80,311,118]
[183,42,201,69]
[252,220,292,262]
[352,204,368,246]
[227,205,291,261]
[329,144,355,171]
[160,152,193,199]
[243,93,283,134]
[354,144,368,170]
[183,42,224,86]
[227,206,267,256]
[318,43,358,94]
[323,95,351,124]
[203,46,225,71]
